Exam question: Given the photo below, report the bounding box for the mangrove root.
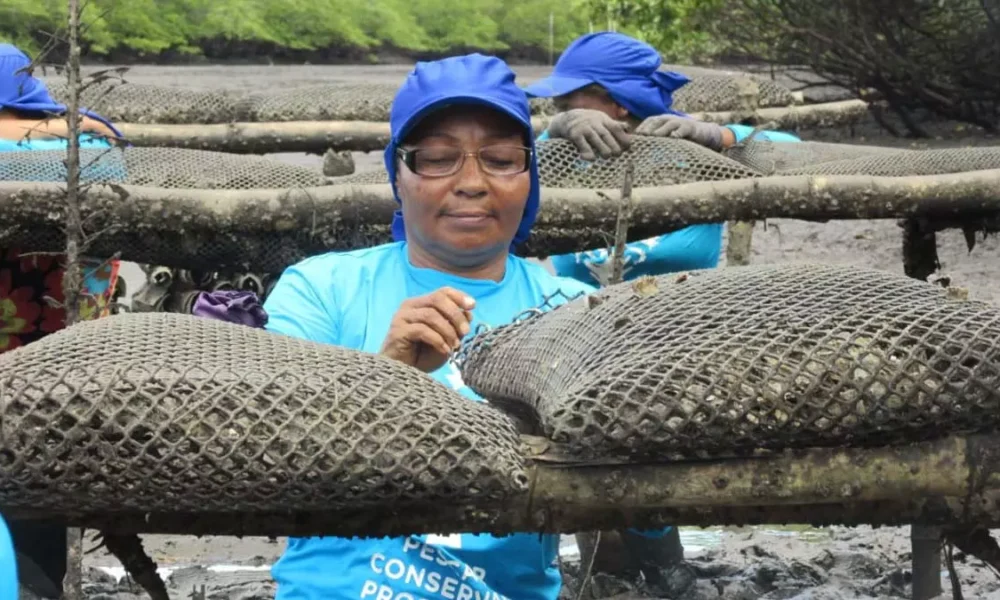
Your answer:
[0,167,999,272]
[6,434,1000,539]
[114,99,870,155]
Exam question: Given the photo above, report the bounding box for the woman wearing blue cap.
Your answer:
[0,43,126,599]
[263,54,593,600]
[524,32,801,287]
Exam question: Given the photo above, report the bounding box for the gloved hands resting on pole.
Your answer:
[546,109,732,160]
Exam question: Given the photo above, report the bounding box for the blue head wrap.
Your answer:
[522,32,690,120]
[384,53,540,249]
[0,44,122,137]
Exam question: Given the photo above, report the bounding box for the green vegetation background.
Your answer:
[0,0,724,64]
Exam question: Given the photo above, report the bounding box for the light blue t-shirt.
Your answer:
[538,124,801,285]
[0,133,111,152]
[263,241,594,600]
[0,134,125,184]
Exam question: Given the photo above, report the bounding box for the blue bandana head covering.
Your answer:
[522,32,690,120]
[0,43,122,137]
[383,53,540,249]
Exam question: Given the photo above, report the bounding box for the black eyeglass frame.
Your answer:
[396,145,534,178]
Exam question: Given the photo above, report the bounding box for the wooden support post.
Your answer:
[901,217,943,600]
[901,218,940,281]
[911,526,943,600]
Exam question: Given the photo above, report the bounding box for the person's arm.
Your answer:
[262,261,341,345]
[0,115,118,143]
[724,124,801,145]
[635,115,801,150]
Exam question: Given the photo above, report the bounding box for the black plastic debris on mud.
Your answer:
[558,527,1000,600]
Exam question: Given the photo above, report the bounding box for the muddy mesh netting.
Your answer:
[244,83,401,122]
[46,72,796,124]
[47,81,242,125]
[724,140,914,175]
[779,146,1000,177]
[0,312,527,515]
[725,140,1000,176]
[332,137,1000,189]
[671,74,795,113]
[331,136,763,187]
[0,147,328,189]
[456,264,1000,461]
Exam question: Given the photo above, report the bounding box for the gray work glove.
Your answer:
[634,115,725,151]
[547,108,632,161]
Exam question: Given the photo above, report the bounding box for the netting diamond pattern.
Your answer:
[672,75,796,113]
[0,147,329,189]
[46,73,796,124]
[457,264,1000,460]
[0,313,527,514]
[244,83,399,122]
[779,147,1000,177]
[725,140,914,175]
[48,81,243,124]
[330,137,762,187]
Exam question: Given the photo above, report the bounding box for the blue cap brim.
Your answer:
[396,94,532,143]
[522,74,595,99]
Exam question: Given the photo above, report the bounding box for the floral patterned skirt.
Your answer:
[0,248,120,353]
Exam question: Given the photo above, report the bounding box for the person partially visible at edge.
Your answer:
[523,32,801,287]
[0,42,124,599]
[263,53,595,600]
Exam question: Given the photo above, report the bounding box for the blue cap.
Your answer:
[383,53,540,249]
[522,32,690,120]
[0,44,122,137]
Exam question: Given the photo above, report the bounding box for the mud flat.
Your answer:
[63,526,1000,599]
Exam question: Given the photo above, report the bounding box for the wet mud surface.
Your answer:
[23,64,1000,598]
[60,527,1000,599]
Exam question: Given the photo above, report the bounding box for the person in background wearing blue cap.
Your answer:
[0,44,119,149]
[0,43,125,599]
[263,53,593,600]
[523,31,801,287]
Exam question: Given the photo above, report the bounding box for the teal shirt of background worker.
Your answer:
[0,134,110,152]
[263,241,594,600]
[537,124,801,286]
[0,134,125,187]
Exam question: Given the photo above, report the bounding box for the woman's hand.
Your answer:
[380,287,475,372]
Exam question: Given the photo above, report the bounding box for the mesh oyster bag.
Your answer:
[725,139,914,175]
[672,74,796,113]
[0,313,527,515]
[457,264,1000,460]
[330,136,763,187]
[778,146,1000,177]
[48,73,795,125]
[48,81,244,124]
[0,147,329,190]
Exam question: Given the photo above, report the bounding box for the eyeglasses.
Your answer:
[397,145,532,178]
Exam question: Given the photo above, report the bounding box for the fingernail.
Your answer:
[463,295,475,308]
